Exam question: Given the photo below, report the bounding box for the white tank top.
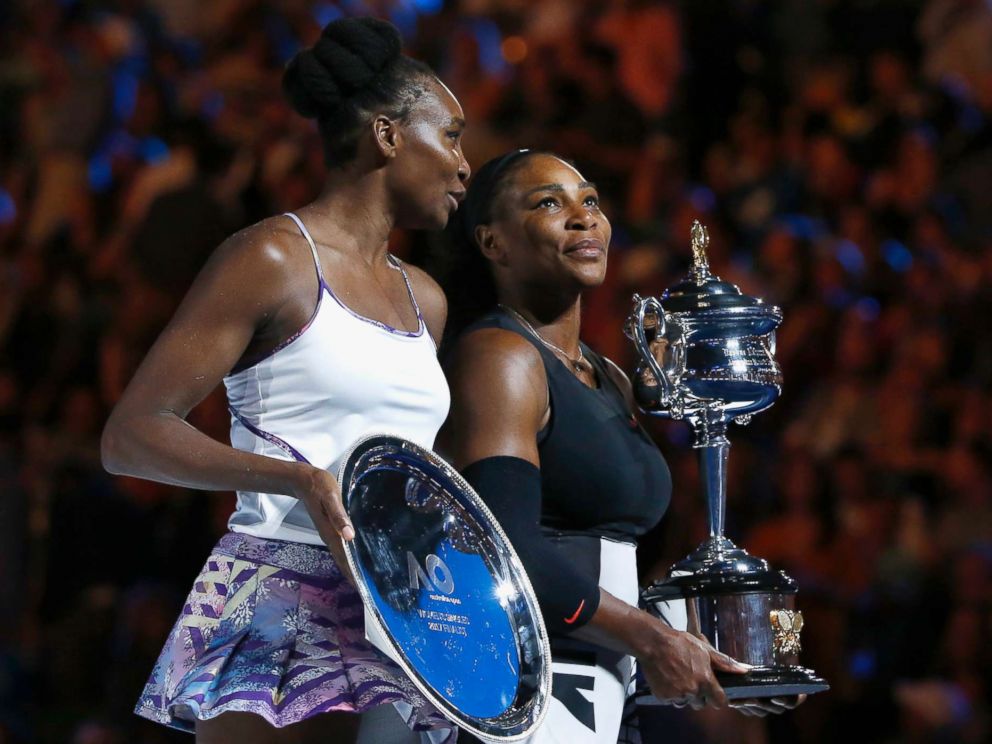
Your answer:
[223,212,450,545]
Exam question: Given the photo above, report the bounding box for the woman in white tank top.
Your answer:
[101,18,469,744]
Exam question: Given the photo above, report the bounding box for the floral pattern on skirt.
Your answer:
[135,531,454,739]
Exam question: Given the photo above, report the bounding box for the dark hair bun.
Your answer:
[283,17,403,119]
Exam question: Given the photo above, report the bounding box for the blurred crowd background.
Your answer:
[1,0,991,742]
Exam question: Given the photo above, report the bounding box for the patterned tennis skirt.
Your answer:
[135,531,454,738]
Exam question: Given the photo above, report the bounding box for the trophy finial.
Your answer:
[690,220,711,283]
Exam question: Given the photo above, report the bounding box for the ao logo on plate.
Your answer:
[407,551,455,595]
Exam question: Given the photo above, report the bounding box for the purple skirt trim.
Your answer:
[135,532,455,738]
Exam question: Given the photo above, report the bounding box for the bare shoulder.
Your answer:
[448,327,544,381]
[394,259,447,340]
[446,327,547,410]
[190,216,316,310]
[441,326,548,465]
[209,216,311,280]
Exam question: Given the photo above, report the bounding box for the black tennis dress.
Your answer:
[465,308,672,744]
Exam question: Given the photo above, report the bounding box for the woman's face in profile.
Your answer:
[389,77,470,231]
[486,154,611,292]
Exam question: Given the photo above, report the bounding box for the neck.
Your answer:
[296,163,394,266]
[500,288,583,355]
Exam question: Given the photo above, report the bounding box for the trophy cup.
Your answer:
[626,221,828,699]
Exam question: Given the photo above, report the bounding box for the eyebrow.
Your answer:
[449,117,466,128]
[522,181,597,198]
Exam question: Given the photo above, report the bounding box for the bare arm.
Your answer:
[438,328,547,466]
[440,329,748,709]
[101,222,354,551]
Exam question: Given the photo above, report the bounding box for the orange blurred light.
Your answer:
[501,36,527,64]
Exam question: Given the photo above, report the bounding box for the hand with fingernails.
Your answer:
[294,464,357,584]
[636,626,750,710]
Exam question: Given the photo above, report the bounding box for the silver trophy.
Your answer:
[627,221,828,700]
[338,434,551,740]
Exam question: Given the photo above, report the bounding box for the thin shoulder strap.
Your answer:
[387,254,424,325]
[283,212,324,281]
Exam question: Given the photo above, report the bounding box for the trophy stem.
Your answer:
[692,408,730,541]
[700,442,728,540]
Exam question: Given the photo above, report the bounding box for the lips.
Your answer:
[564,238,605,257]
[447,189,465,212]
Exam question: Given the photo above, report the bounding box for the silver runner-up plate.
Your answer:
[338,434,552,741]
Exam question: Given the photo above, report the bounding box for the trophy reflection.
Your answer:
[626,221,828,699]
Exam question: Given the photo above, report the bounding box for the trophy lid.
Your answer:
[662,221,763,313]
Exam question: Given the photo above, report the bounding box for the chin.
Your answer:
[409,207,451,232]
[578,266,608,288]
[437,205,457,228]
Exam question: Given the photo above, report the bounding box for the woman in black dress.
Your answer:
[437,150,799,742]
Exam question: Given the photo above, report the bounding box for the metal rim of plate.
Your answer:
[337,433,552,741]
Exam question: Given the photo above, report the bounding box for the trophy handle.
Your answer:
[630,294,678,408]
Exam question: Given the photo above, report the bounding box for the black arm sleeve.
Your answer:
[462,455,600,634]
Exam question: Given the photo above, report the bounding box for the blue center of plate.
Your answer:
[350,464,523,719]
[364,538,521,717]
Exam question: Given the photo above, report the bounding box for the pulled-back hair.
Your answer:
[282,17,435,167]
[436,149,551,351]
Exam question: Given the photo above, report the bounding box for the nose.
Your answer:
[457,150,471,183]
[566,205,596,231]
